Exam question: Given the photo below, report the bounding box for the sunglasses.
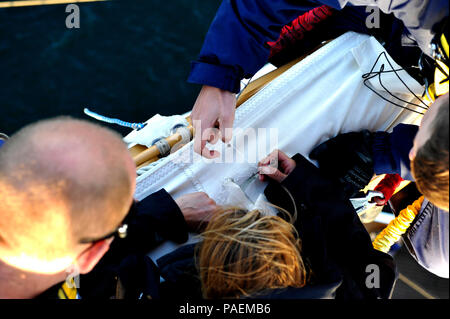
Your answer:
[78,201,136,245]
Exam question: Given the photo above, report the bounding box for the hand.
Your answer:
[258,150,296,183]
[175,192,218,231]
[191,85,236,158]
[372,196,388,206]
[372,174,403,206]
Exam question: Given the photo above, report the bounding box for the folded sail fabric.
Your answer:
[128,32,425,260]
[133,32,423,203]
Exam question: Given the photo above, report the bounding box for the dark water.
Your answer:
[0,0,221,136]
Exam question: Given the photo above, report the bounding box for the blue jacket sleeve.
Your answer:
[188,0,325,93]
[188,0,448,93]
[372,123,419,181]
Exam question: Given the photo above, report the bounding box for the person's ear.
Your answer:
[75,238,113,275]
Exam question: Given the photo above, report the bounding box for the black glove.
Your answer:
[309,130,375,198]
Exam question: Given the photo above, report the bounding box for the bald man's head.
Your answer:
[0,117,136,273]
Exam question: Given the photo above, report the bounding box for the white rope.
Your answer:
[175,126,192,146]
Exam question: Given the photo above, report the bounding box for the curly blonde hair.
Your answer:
[197,208,308,299]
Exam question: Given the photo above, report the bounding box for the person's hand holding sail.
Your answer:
[191,85,236,158]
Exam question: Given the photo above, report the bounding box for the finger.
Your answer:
[277,150,290,162]
[259,173,266,182]
[194,120,220,157]
[220,112,235,144]
[277,151,292,170]
[259,166,286,182]
[258,156,271,167]
[201,147,221,159]
[194,134,207,155]
[193,120,208,155]
[258,165,278,176]
[270,170,287,183]
[260,150,278,167]
[372,197,387,206]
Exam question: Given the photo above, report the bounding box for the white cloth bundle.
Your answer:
[124,114,189,148]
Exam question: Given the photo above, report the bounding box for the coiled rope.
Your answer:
[373,196,425,253]
[84,108,147,131]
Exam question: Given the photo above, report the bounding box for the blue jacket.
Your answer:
[188,0,448,93]
[373,123,418,181]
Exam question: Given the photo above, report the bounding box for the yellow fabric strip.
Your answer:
[58,278,78,299]
[441,33,449,58]
[434,60,449,97]
[373,196,425,253]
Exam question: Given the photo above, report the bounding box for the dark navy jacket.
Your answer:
[37,189,190,299]
[188,0,448,93]
[77,189,189,299]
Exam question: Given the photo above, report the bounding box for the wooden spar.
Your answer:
[133,125,194,167]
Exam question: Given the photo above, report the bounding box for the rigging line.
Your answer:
[363,79,425,116]
[362,65,427,113]
[363,66,428,110]
[398,273,436,300]
[365,51,429,109]
[376,65,428,110]
[84,108,147,131]
[362,53,428,115]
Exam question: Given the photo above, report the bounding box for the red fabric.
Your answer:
[373,174,404,206]
[267,5,334,58]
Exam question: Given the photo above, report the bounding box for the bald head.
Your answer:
[0,117,136,273]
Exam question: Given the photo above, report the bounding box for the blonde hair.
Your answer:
[198,207,308,299]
